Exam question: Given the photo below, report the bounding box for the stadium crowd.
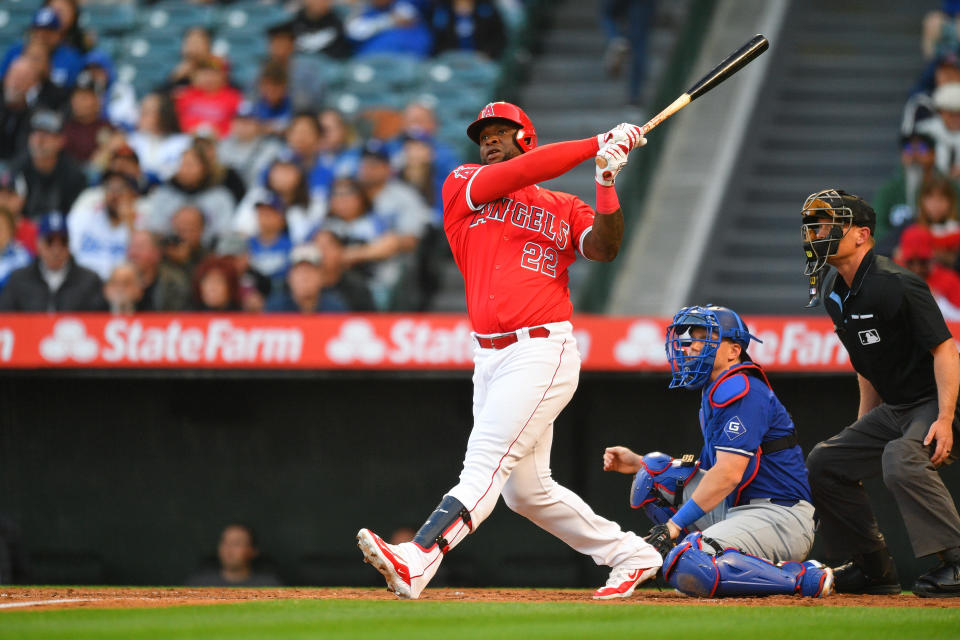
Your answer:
[877,0,960,321]
[0,0,519,313]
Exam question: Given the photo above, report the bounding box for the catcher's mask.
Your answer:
[665,305,762,390]
[800,189,875,275]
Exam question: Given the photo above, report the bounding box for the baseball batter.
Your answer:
[603,305,834,598]
[357,101,662,599]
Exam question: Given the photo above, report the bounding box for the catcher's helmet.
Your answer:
[800,189,876,275]
[665,305,762,390]
[466,101,537,153]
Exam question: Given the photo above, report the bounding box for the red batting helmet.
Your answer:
[466,102,537,153]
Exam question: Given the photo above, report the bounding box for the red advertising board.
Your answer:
[0,313,939,372]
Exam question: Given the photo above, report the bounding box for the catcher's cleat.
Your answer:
[783,560,835,598]
[357,528,417,599]
[593,564,659,600]
[833,560,901,595]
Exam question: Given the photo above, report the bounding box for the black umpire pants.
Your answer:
[806,398,960,559]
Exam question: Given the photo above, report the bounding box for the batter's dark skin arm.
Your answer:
[582,210,624,262]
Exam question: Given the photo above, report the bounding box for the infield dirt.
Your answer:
[2,587,960,611]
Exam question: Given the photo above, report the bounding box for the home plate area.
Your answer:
[2,587,959,611]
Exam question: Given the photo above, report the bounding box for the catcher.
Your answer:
[603,304,834,597]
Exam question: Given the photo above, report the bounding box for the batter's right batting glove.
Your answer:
[595,142,629,187]
[598,123,647,153]
[644,524,677,559]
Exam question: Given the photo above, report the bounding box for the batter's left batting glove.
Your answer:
[595,142,629,187]
[597,123,647,153]
[644,524,677,559]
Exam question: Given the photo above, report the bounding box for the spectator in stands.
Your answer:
[284,0,351,59]
[357,140,430,252]
[218,101,284,191]
[193,134,246,205]
[316,176,404,309]
[911,173,960,269]
[164,205,209,282]
[67,170,140,281]
[126,229,190,312]
[599,0,657,110]
[897,224,960,320]
[0,208,32,293]
[9,109,87,220]
[429,0,506,60]
[265,243,348,313]
[873,132,940,254]
[248,192,293,290]
[81,51,138,132]
[0,170,36,255]
[62,70,113,164]
[1,57,48,161]
[216,232,271,312]
[317,108,362,180]
[166,27,214,92]
[253,60,293,137]
[17,40,70,112]
[286,112,335,202]
[174,56,243,139]
[266,23,297,68]
[0,211,105,311]
[46,0,89,55]
[923,1,960,60]
[234,154,324,245]
[128,92,191,183]
[386,101,460,222]
[917,82,960,177]
[185,524,282,587]
[144,141,235,246]
[190,254,241,312]
[0,8,85,89]
[345,0,433,58]
[103,261,143,315]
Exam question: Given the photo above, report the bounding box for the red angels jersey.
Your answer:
[442,163,596,334]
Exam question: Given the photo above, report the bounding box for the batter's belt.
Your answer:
[474,325,551,349]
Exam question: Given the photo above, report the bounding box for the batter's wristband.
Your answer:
[670,499,706,531]
[596,183,620,214]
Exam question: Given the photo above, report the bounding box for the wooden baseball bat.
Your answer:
[597,34,769,176]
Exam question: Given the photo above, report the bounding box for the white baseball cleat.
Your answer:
[357,528,423,599]
[593,563,659,599]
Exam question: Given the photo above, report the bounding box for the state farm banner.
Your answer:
[0,313,952,371]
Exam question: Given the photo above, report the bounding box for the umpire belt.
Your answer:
[474,326,551,349]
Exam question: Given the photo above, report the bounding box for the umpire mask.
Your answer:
[800,189,854,275]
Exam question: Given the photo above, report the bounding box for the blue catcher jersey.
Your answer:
[698,363,812,507]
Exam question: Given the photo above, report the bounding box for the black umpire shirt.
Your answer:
[823,249,952,405]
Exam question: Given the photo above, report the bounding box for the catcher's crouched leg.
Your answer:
[662,533,834,598]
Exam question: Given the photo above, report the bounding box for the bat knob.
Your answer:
[595,156,608,169]
[601,170,612,181]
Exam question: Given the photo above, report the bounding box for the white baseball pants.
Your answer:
[445,321,657,568]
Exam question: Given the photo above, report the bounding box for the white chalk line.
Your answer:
[0,598,95,609]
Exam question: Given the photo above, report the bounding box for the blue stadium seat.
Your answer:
[425,51,500,90]
[79,3,137,36]
[0,5,34,37]
[116,61,169,98]
[290,53,345,112]
[139,3,217,33]
[325,90,409,116]
[345,54,421,94]
[217,4,292,35]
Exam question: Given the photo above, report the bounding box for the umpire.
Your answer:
[801,189,960,598]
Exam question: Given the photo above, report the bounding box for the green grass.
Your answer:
[2,599,959,640]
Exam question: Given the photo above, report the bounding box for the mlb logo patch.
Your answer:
[725,416,747,440]
[858,329,881,345]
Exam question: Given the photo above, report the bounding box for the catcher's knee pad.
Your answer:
[630,452,699,527]
[413,495,473,554]
[663,533,829,598]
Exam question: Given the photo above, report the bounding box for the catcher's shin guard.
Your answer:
[662,533,833,598]
[413,495,473,554]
